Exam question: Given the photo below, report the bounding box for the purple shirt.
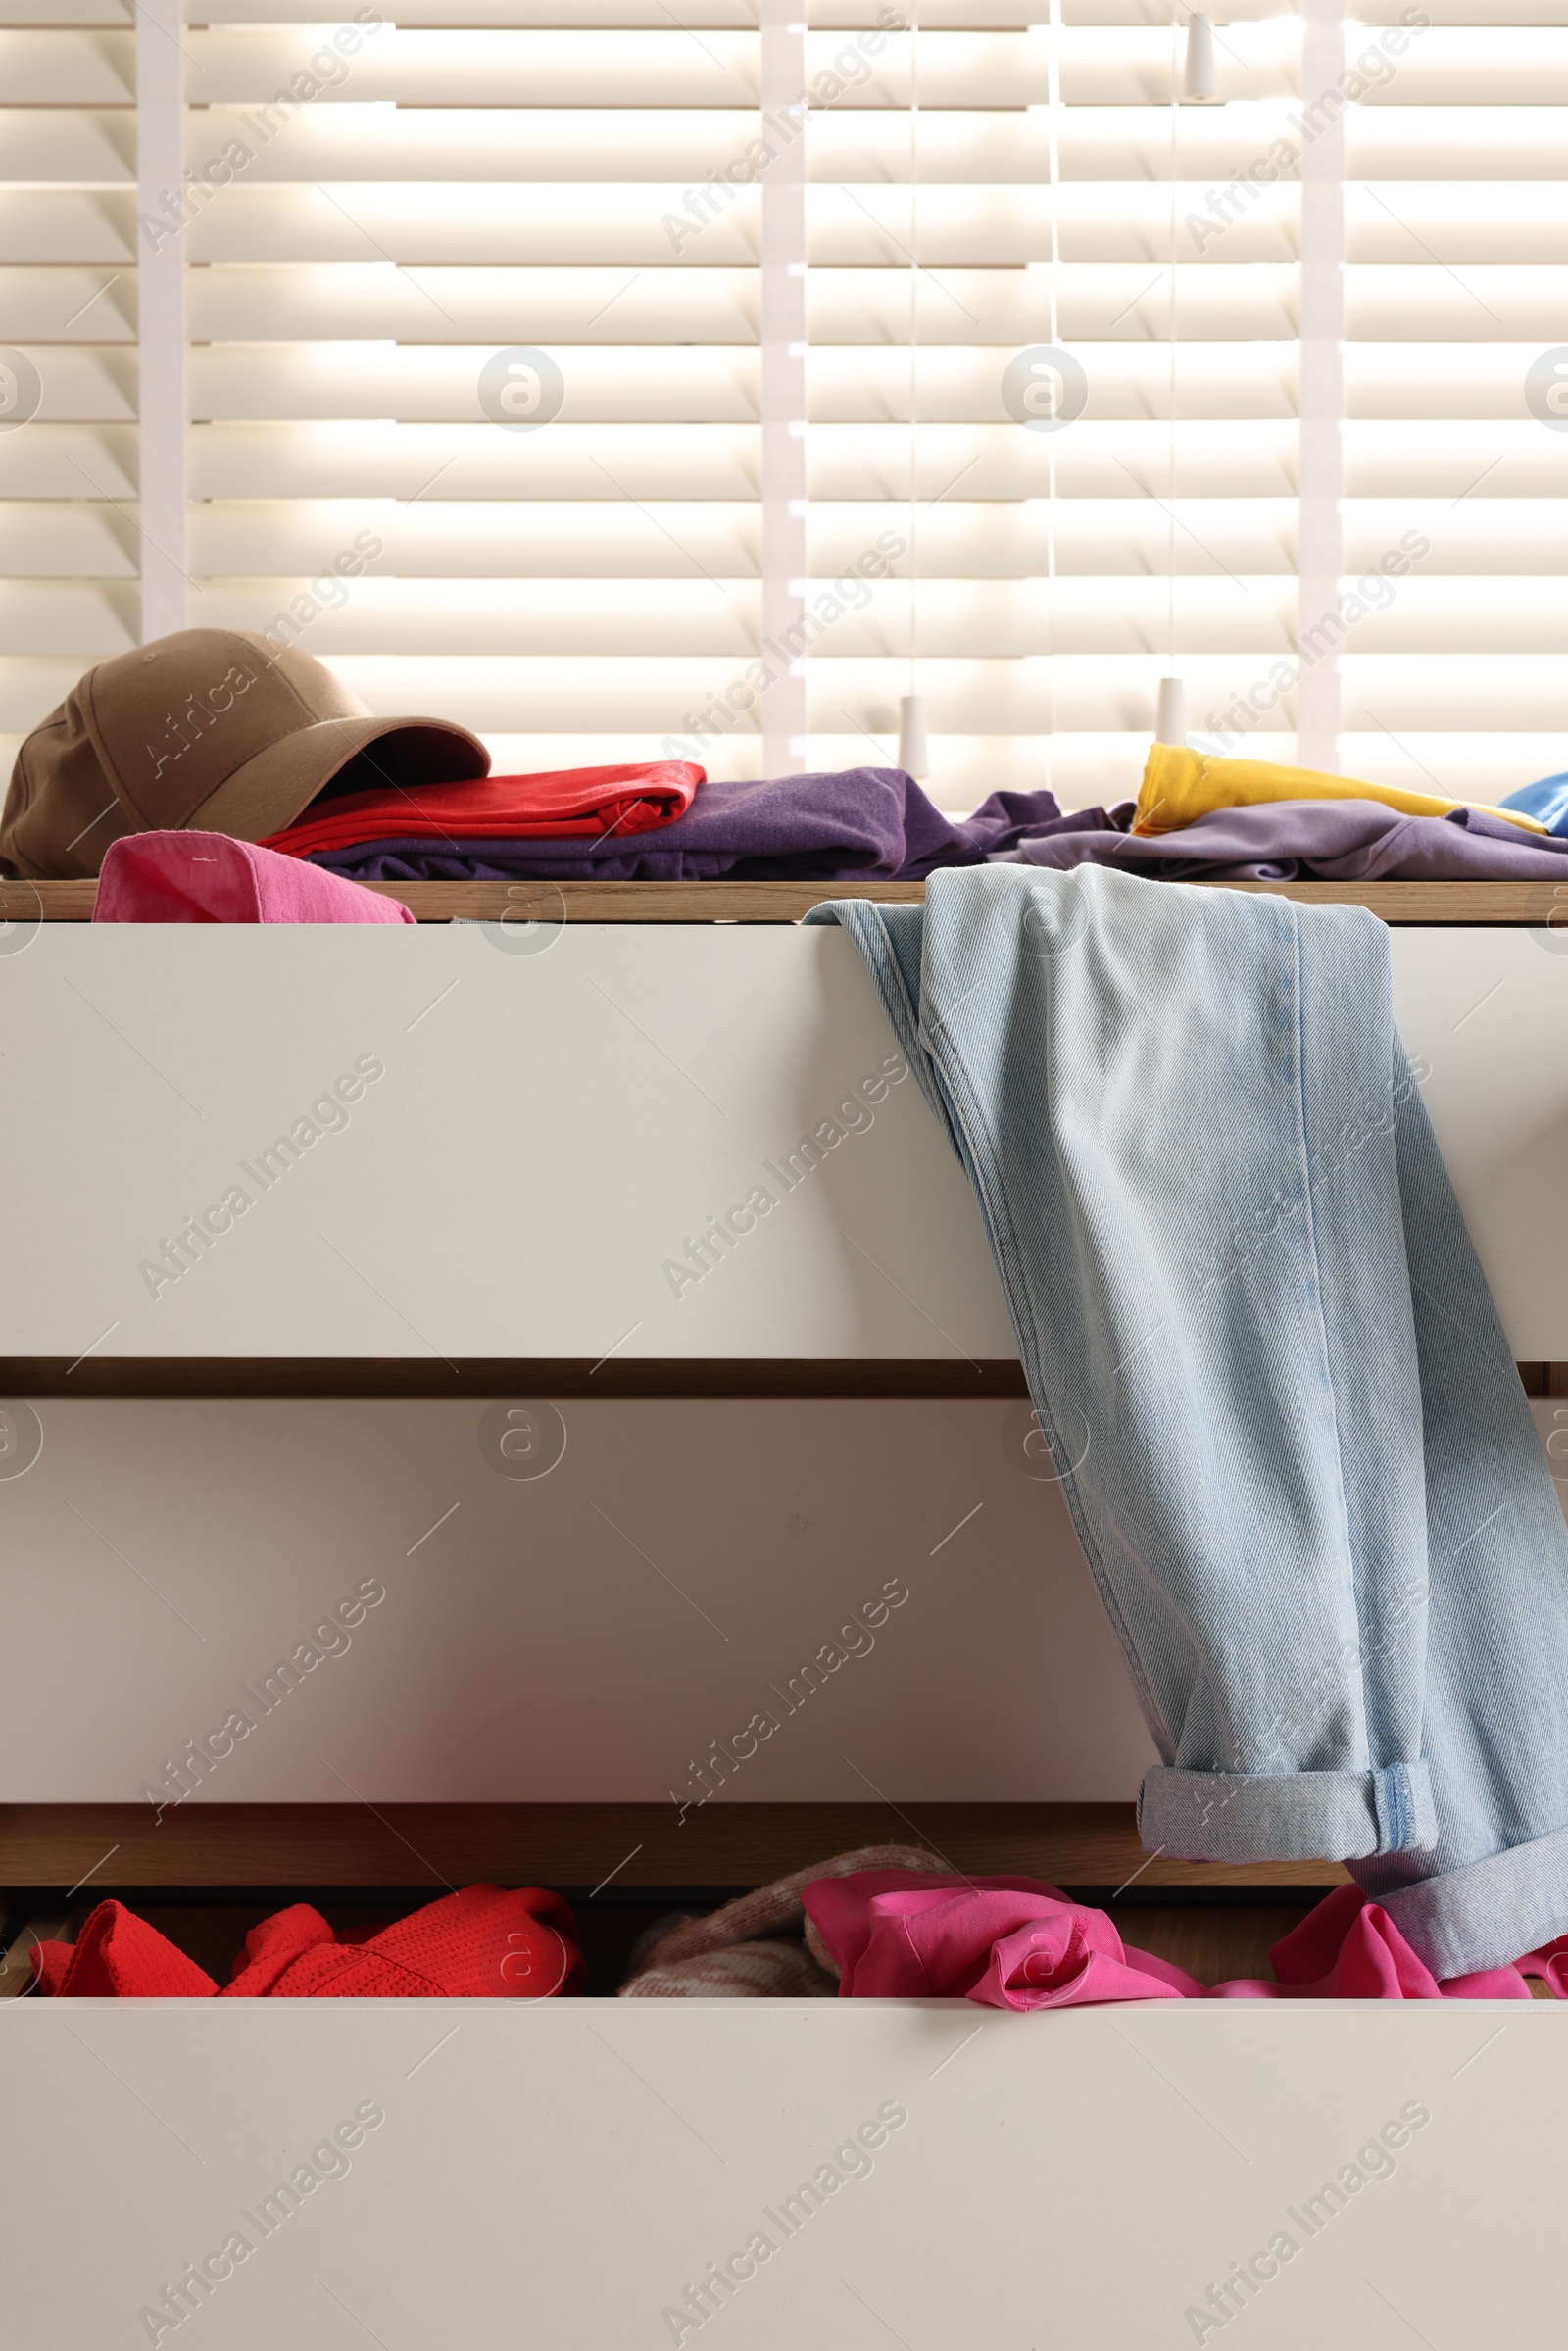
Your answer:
[305,768,1090,883]
[999,797,1568,883]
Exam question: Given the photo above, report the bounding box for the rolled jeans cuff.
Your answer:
[1371,1818,1568,1979]
[1138,1761,1438,1862]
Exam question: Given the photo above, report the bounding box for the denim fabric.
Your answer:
[808,866,1568,1977]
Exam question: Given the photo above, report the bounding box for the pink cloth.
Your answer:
[800,1871,1552,2007]
[1217,1880,1534,2002]
[1518,1935,1568,1996]
[93,830,414,923]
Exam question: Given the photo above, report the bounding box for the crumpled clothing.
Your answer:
[264,761,701,857]
[800,1871,1560,2006]
[619,1931,836,2000]
[32,1885,582,1999]
[93,830,413,923]
[999,795,1568,883]
[305,770,1083,883]
[617,1844,948,1997]
[802,1870,1203,2005]
[1132,744,1546,839]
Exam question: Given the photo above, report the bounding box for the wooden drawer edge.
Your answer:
[4,877,1566,924]
[0,1802,1350,1893]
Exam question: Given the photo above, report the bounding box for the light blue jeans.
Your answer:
[809,866,1568,1977]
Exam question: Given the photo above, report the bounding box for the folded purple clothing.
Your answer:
[307,768,1568,886]
[999,796,1568,883]
[305,767,1090,883]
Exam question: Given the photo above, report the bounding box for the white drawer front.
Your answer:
[1,922,1563,1361]
[4,2002,1559,2351]
[1390,931,1568,1361]
[6,1402,1558,1807]
[0,1398,1154,1805]
[0,924,1012,1362]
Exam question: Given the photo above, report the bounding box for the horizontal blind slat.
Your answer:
[11,3,1562,815]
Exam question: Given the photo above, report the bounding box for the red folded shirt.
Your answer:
[31,1885,583,1999]
[262,761,703,857]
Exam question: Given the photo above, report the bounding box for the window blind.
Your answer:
[0,0,140,785]
[1336,2,1568,805]
[3,2,1564,817]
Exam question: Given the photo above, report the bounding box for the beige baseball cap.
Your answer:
[0,629,488,880]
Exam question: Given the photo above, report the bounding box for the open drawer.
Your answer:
[4,1997,1560,2347]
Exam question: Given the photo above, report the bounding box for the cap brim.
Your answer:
[187,713,489,843]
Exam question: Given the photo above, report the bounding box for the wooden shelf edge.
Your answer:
[7,1361,1558,1400]
[0,1358,1032,1400]
[3,877,1563,925]
[0,1803,1350,1892]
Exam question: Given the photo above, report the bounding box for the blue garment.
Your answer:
[808,866,1568,1977]
[1502,770,1568,836]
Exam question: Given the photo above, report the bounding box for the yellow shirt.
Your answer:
[1133,745,1547,839]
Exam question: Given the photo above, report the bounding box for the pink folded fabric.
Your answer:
[800,1871,1551,2007]
[93,830,414,923]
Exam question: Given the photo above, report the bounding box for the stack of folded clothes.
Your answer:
[262,759,703,864]
[991,746,1568,885]
[288,764,1094,884]
[8,629,1568,886]
[286,745,1568,888]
